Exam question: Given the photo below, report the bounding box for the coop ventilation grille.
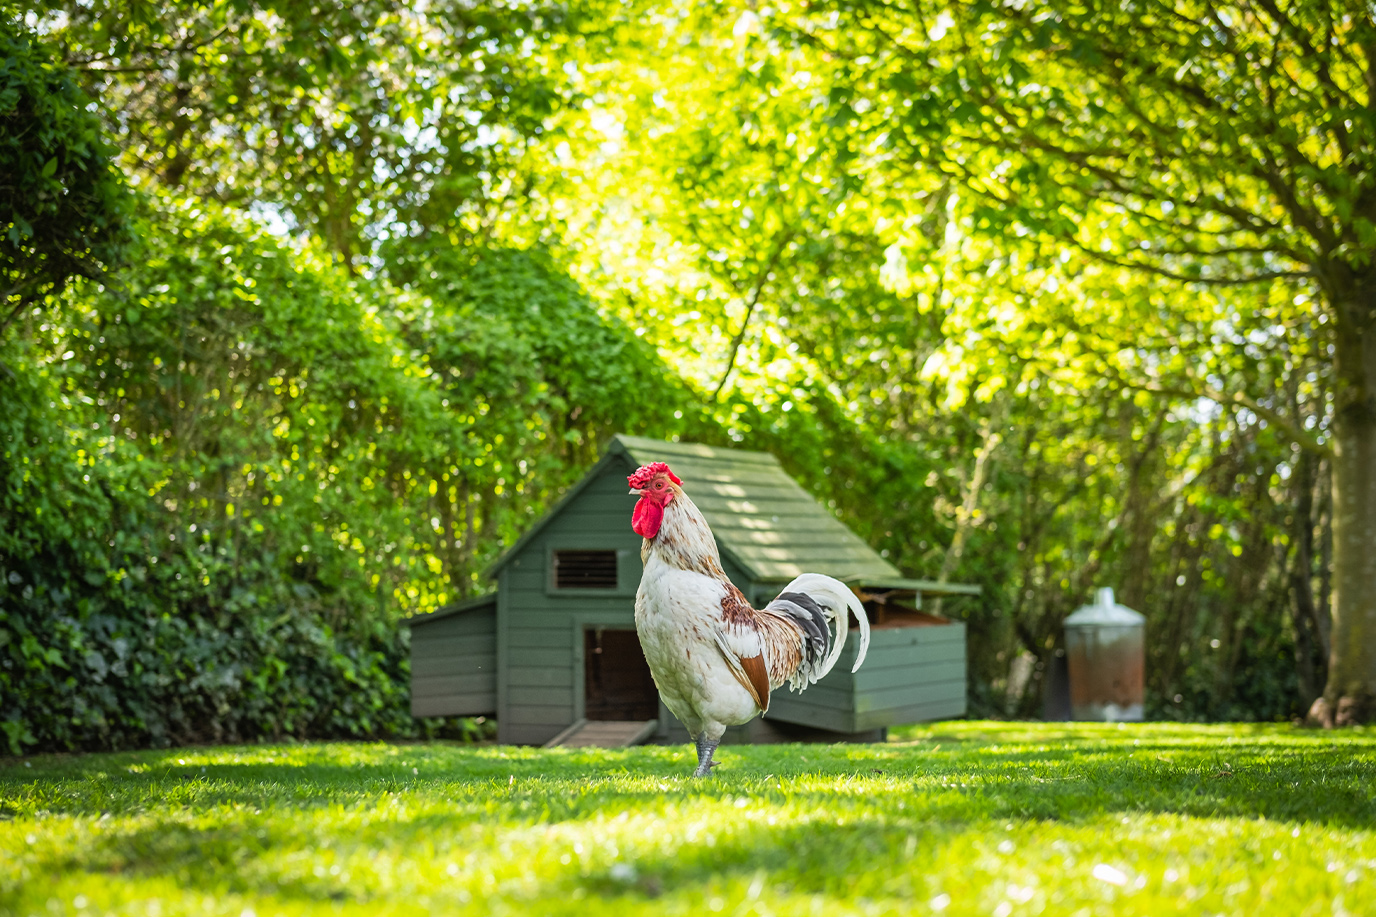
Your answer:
[553,550,618,589]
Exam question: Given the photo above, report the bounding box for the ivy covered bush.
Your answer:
[0,193,713,754]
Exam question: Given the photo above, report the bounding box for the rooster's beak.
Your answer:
[629,489,640,496]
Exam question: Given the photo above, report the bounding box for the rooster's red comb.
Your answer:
[628,462,681,489]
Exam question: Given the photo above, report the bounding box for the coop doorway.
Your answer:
[583,627,659,720]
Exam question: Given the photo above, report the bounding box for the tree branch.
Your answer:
[711,233,791,401]
[1102,370,1334,458]
[1071,242,1311,286]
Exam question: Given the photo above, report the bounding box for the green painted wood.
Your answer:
[496,567,513,741]
[507,666,574,687]
[614,550,642,595]
[687,499,844,522]
[707,526,880,548]
[777,655,964,703]
[410,654,496,678]
[846,639,965,673]
[506,610,637,629]
[615,436,904,585]
[410,614,498,641]
[403,592,498,628]
[583,472,650,494]
[719,556,752,593]
[767,658,966,729]
[412,629,496,652]
[730,543,903,564]
[408,593,498,722]
[509,704,576,726]
[412,673,497,698]
[682,481,822,502]
[486,451,636,580]
[872,622,967,644]
[770,677,965,720]
[410,634,495,660]
[614,434,779,466]
[412,694,495,718]
[509,686,574,706]
[767,703,856,733]
[504,570,555,591]
[850,637,964,666]
[825,621,963,658]
[765,691,846,718]
[500,628,571,649]
[538,516,640,535]
[410,606,494,642]
[408,609,496,639]
[853,679,966,714]
[502,648,573,667]
[508,568,645,591]
[537,511,639,530]
[773,680,870,709]
[855,694,967,730]
[502,724,567,745]
[852,659,966,691]
[487,432,973,605]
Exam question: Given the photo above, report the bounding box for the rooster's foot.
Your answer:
[693,737,721,777]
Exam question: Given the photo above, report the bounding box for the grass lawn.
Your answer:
[1,722,1374,916]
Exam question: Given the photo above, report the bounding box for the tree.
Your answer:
[0,20,127,338]
[40,0,583,272]
[511,3,1312,716]
[796,0,1374,723]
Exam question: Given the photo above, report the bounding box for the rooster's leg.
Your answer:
[692,735,720,777]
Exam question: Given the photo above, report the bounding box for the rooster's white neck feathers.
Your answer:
[641,490,723,575]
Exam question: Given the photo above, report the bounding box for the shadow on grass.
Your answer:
[1,730,1371,913]
[3,734,1375,826]
[18,808,947,908]
[17,757,1376,912]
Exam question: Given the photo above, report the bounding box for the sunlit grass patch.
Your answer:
[2,722,1374,916]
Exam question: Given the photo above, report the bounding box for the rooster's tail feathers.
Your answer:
[765,573,871,689]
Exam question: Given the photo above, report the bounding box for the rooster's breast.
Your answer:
[634,559,761,733]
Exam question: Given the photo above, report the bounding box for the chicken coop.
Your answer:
[404,434,979,747]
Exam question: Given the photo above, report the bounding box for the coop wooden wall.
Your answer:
[764,620,968,732]
[497,458,643,745]
[409,603,497,718]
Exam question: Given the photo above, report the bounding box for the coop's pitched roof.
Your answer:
[487,434,958,588]
[402,591,497,628]
[611,435,902,584]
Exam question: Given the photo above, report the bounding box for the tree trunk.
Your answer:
[1315,301,1376,726]
[1288,448,1324,706]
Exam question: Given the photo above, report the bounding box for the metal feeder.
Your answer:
[1064,587,1145,722]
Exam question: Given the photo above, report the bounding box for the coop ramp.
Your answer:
[543,718,659,748]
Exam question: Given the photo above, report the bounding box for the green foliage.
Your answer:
[769,0,1364,712]
[39,0,587,266]
[2,724,1374,914]
[0,19,128,327]
[0,194,709,755]
[5,0,1352,745]
[532,3,1338,721]
[0,203,423,752]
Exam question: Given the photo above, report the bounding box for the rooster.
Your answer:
[628,461,870,776]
